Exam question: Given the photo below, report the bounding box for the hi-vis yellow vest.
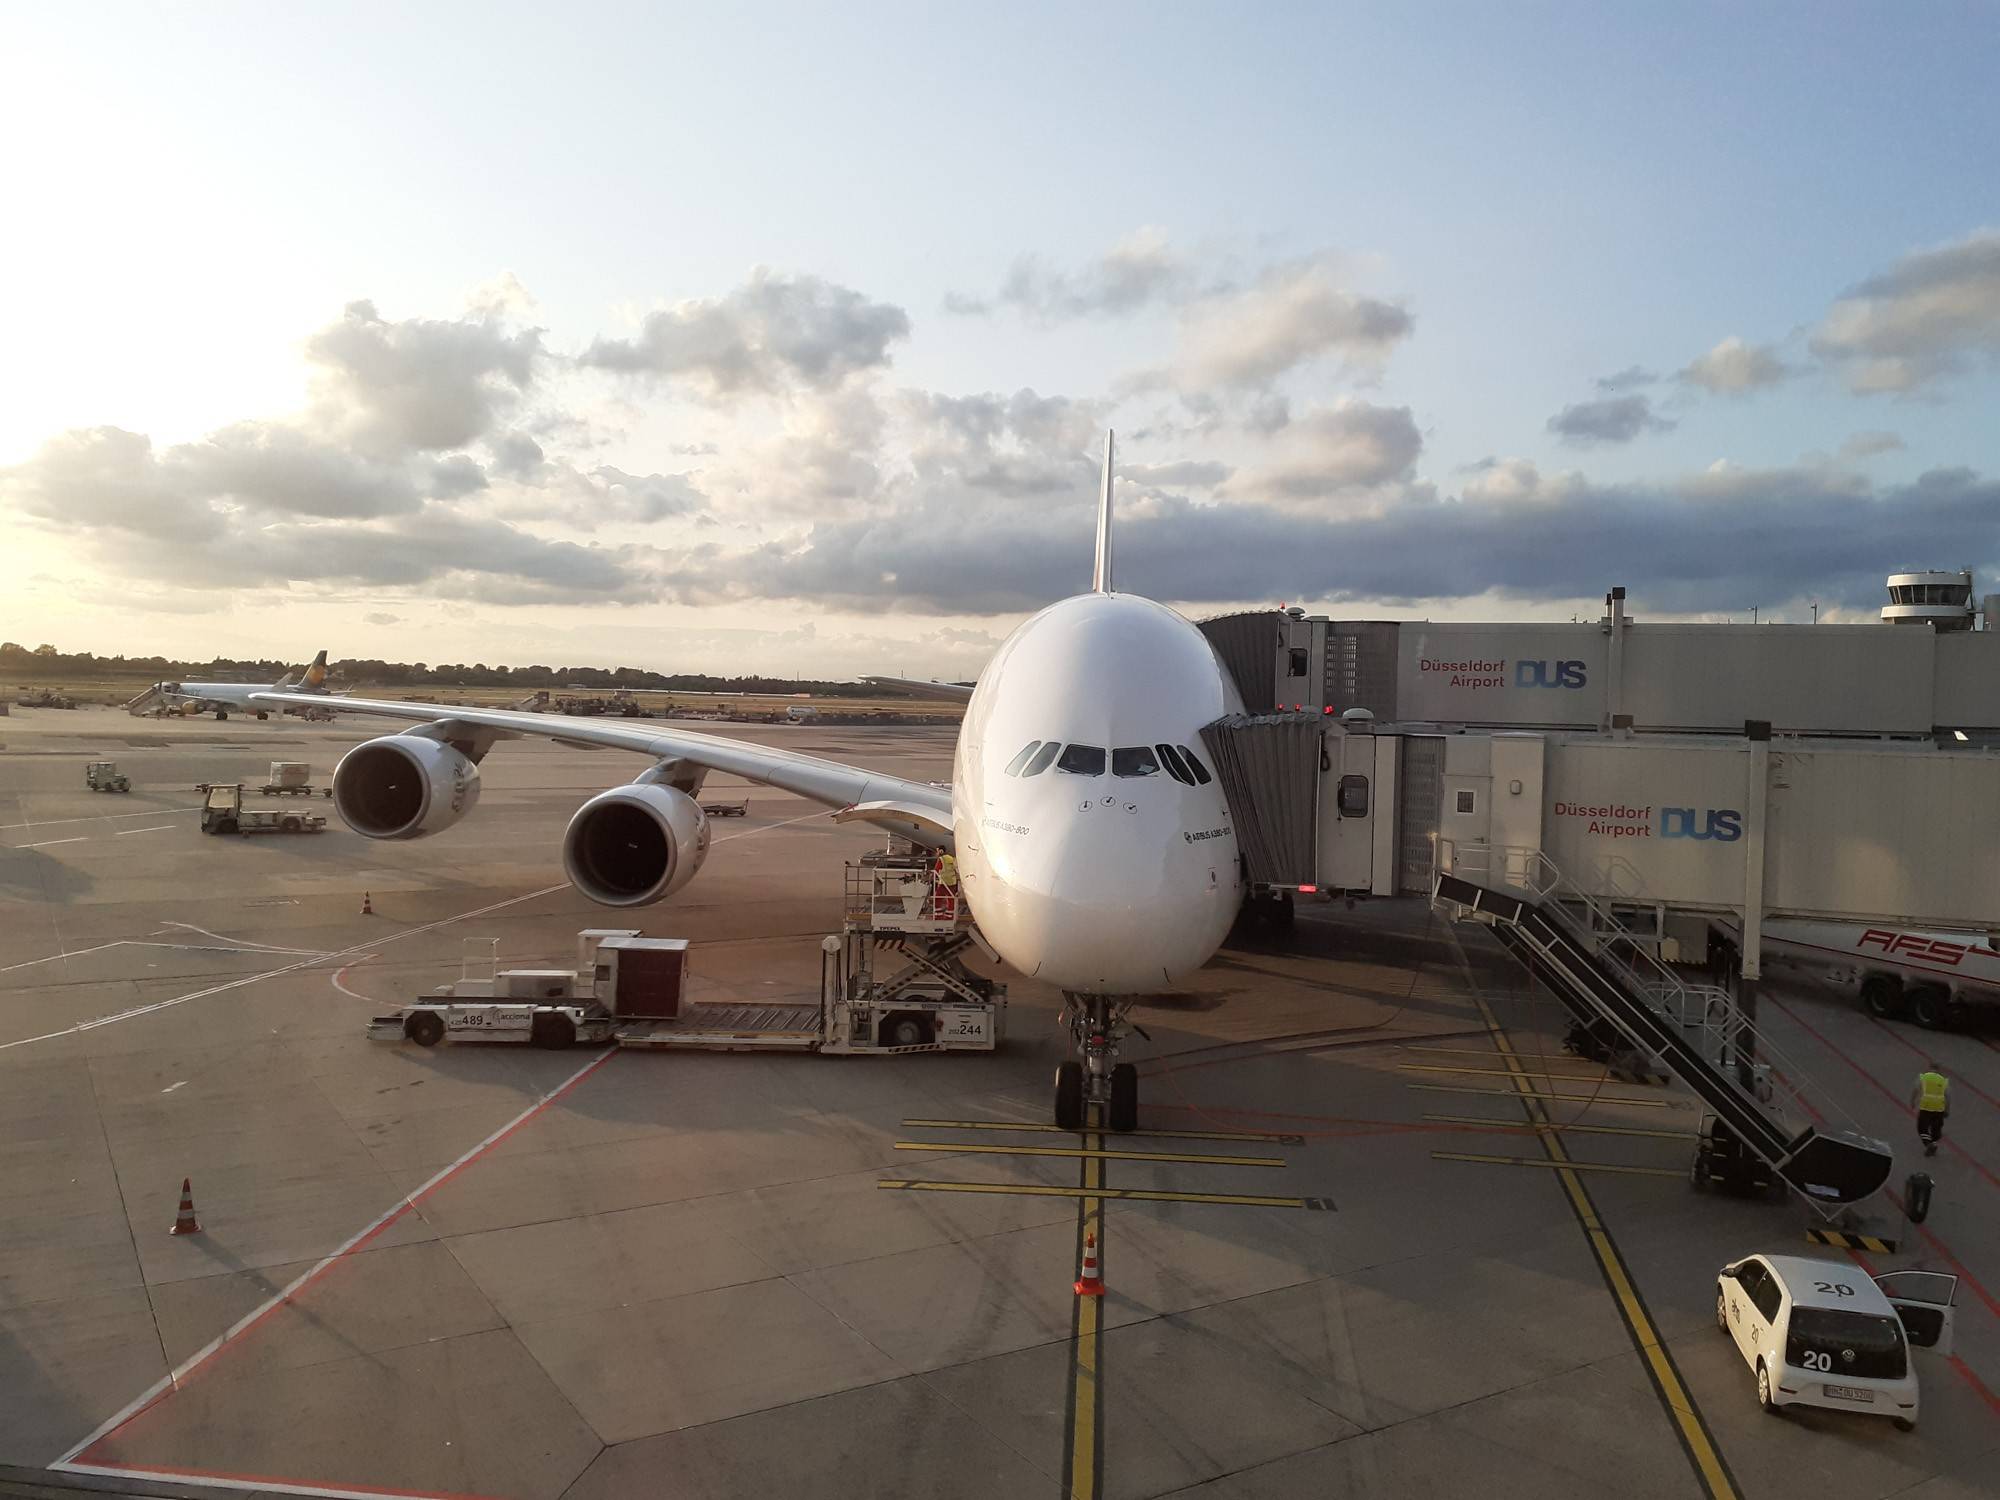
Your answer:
[1918,1072,1949,1111]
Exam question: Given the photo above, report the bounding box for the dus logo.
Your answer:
[1515,659,1588,689]
[1660,807,1742,842]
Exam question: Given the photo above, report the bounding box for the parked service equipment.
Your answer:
[1761,920,2000,1031]
[369,930,639,1047]
[16,688,77,709]
[197,782,327,836]
[700,797,750,817]
[85,761,130,793]
[259,761,330,798]
[373,858,1006,1058]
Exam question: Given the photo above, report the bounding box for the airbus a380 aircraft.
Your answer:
[203,436,1245,1129]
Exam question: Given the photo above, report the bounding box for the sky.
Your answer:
[2,2,1997,678]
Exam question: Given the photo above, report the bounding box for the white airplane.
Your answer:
[159,650,334,720]
[199,436,1245,1129]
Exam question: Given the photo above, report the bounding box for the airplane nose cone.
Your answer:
[974,798,1232,992]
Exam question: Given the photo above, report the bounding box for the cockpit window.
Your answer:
[1003,741,1042,776]
[1021,741,1061,777]
[1056,744,1106,776]
[1178,746,1212,784]
[1112,746,1160,778]
[1156,743,1194,784]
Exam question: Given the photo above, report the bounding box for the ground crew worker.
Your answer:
[934,853,959,918]
[1911,1065,1950,1156]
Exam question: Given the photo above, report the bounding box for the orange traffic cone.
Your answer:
[1073,1231,1104,1297]
[169,1178,201,1236]
[360,891,374,916]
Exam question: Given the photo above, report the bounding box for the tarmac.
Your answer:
[1,703,1996,1499]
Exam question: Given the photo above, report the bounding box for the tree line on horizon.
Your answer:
[0,642,886,697]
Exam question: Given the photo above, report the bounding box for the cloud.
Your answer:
[1812,229,2000,393]
[1118,459,1232,490]
[1546,393,1675,445]
[580,269,910,398]
[899,387,1104,496]
[660,460,2000,616]
[1595,366,1657,392]
[305,299,542,454]
[1839,430,1905,461]
[1679,335,1789,393]
[1223,400,1423,500]
[948,228,1190,322]
[1167,254,1411,390]
[363,611,404,626]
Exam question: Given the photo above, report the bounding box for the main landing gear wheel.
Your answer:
[1109,1063,1138,1133]
[1054,1062,1085,1132]
[1861,976,1903,1019]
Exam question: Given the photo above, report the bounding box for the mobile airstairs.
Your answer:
[1434,844,1895,1211]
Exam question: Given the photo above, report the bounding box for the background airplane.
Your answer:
[196,437,1245,1129]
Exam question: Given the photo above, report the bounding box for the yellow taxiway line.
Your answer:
[876,1180,1336,1210]
[1432,1151,1688,1179]
[1422,1114,1697,1141]
[901,1117,1306,1145]
[1407,1082,1682,1107]
[893,1140,1285,1168]
[1465,991,1742,1500]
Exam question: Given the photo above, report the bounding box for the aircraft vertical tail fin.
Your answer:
[300,649,329,692]
[1092,430,1115,594]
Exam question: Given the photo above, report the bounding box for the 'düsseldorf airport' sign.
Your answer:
[1418,657,1590,690]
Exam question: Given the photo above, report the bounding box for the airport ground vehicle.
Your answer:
[258,761,331,797]
[1717,1254,1957,1430]
[16,689,77,709]
[371,856,1004,1055]
[699,797,749,817]
[1688,1114,1780,1196]
[196,782,327,836]
[1762,920,2000,1030]
[85,761,130,793]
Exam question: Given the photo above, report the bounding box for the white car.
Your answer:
[1717,1253,1957,1430]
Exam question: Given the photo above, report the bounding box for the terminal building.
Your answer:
[1196,573,2000,1223]
[1201,570,2000,741]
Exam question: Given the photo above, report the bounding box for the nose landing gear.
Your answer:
[1057,992,1140,1132]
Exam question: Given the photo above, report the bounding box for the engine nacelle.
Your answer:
[561,783,712,907]
[331,734,482,840]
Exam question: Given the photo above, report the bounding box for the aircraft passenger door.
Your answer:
[1321,733,1376,892]
[1875,1271,1958,1356]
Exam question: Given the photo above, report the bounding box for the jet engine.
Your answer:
[331,734,482,839]
[562,783,711,907]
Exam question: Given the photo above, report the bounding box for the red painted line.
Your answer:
[1947,1356,2000,1420]
[1844,1248,2000,1416]
[61,1050,618,1468]
[1854,1011,2000,1114]
[1763,993,2000,1194]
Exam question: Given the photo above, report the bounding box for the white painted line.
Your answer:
[15,837,87,849]
[160,1081,186,1094]
[114,825,177,836]
[0,942,125,974]
[0,883,569,1054]
[0,807,197,832]
[330,957,380,1002]
[52,1459,480,1499]
[0,940,339,976]
[51,1048,615,1473]
[159,920,337,955]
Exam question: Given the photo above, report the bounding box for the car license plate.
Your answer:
[1824,1384,1873,1403]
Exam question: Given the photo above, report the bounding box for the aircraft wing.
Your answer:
[203,686,955,839]
[861,675,977,702]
